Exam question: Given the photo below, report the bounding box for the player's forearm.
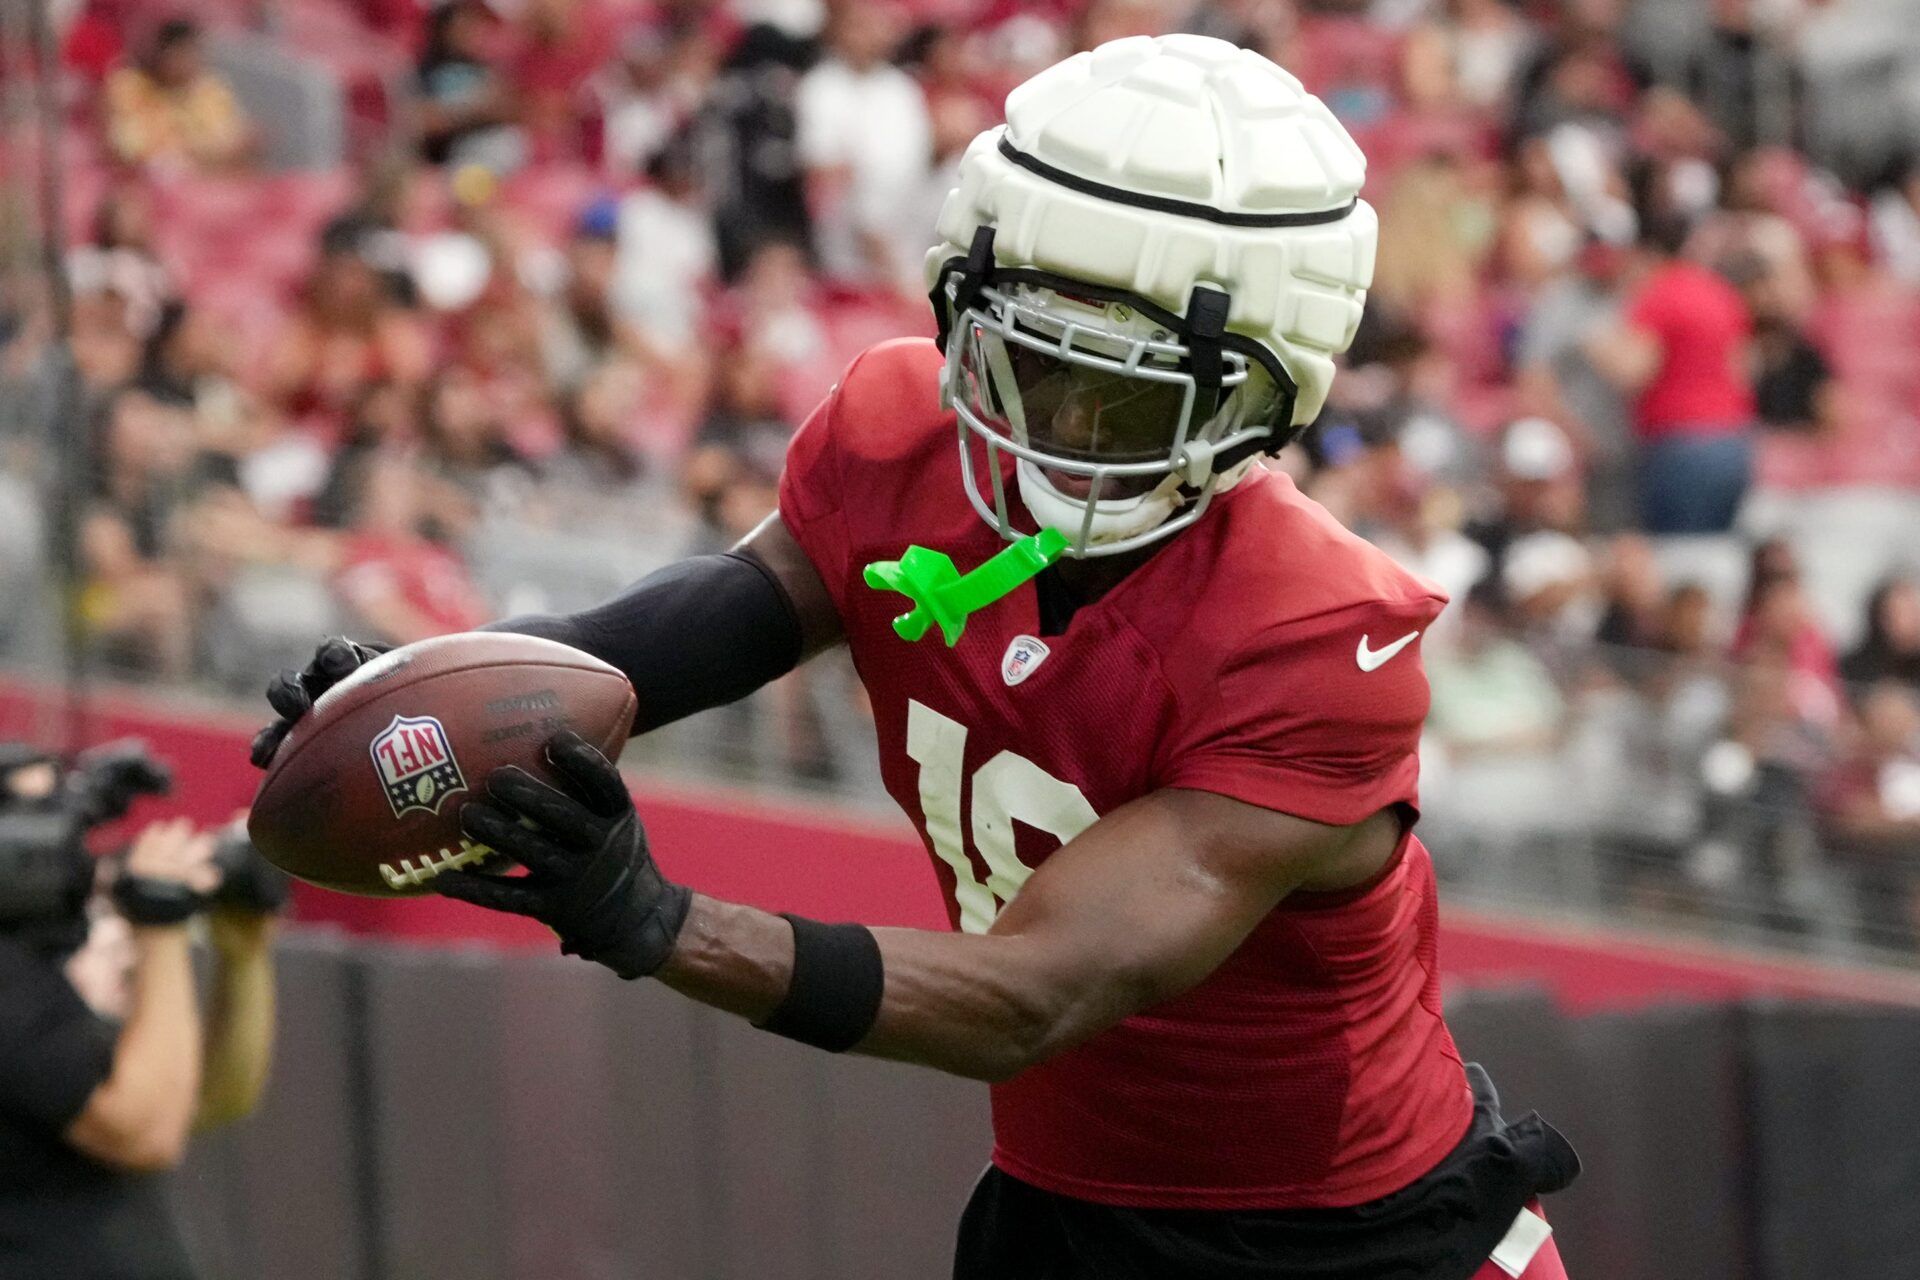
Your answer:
[653,895,792,1021]
[860,926,1121,1082]
[657,896,1107,1083]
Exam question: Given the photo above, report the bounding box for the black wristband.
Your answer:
[754,915,885,1053]
[112,873,204,926]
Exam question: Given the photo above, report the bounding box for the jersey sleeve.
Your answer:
[0,941,114,1133]
[1156,595,1439,827]
[776,374,853,612]
[777,338,962,630]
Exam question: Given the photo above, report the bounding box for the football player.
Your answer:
[254,35,1577,1279]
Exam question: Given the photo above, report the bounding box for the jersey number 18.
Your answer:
[906,700,1099,934]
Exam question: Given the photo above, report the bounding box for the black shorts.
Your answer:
[952,1063,1577,1280]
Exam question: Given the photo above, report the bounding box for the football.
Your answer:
[247,633,637,897]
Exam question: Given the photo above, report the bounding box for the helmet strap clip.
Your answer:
[1177,438,1217,487]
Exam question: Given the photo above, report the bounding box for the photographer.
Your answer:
[0,746,283,1280]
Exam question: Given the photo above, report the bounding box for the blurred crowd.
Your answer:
[3,0,1920,953]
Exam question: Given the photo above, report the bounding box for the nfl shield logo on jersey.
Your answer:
[370,714,468,819]
[1001,635,1051,687]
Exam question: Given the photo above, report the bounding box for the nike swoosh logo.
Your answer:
[1356,631,1420,672]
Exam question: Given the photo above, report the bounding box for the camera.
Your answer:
[0,800,92,941]
[0,740,172,942]
[61,740,174,828]
[0,740,282,953]
[0,739,290,947]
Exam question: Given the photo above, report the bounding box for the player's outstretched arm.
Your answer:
[486,512,844,734]
[665,790,1401,1082]
[433,732,1400,1083]
[249,514,843,766]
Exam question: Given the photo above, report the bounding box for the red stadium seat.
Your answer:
[59,162,115,249]
[258,168,355,224]
[186,271,291,378]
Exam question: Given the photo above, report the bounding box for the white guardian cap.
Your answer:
[927,34,1377,556]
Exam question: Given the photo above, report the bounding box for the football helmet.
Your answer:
[928,34,1377,556]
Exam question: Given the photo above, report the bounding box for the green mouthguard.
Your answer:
[863,529,1069,646]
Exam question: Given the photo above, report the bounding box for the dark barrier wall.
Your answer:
[170,938,1920,1280]
[173,941,369,1280]
[1446,991,1752,1280]
[1741,1004,1920,1277]
[173,937,991,1280]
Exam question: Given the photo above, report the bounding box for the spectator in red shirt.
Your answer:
[1587,215,1756,533]
[509,0,614,162]
[61,0,123,85]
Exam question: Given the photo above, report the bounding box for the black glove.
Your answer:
[250,637,391,768]
[210,826,293,914]
[111,872,206,926]
[435,731,690,979]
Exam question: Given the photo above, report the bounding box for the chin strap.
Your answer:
[1180,283,1232,475]
[1184,284,1229,393]
[930,226,998,354]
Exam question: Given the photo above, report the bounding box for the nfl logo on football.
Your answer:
[370,714,468,819]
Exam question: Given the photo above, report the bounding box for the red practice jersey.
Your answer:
[778,339,1473,1210]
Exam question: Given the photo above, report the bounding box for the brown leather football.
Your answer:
[247,633,637,897]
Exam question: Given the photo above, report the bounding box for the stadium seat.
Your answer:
[201,563,348,694]
[208,31,349,171]
[236,228,319,295]
[467,520,688,620]
[0,475,53,666]
[60,161,114,249]
[259,168,355,224]
[1646,534,1754,625]
[153,173,261,236]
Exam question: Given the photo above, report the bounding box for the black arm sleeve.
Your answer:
[486,551,804,735]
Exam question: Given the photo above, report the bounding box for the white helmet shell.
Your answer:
[930,33,1377,431]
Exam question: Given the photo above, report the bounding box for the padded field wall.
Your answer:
[171,937,1920,1280]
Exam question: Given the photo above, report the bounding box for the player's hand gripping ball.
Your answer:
[247,633,636,897]
[250,637,390,769]
[436,731,690,979]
